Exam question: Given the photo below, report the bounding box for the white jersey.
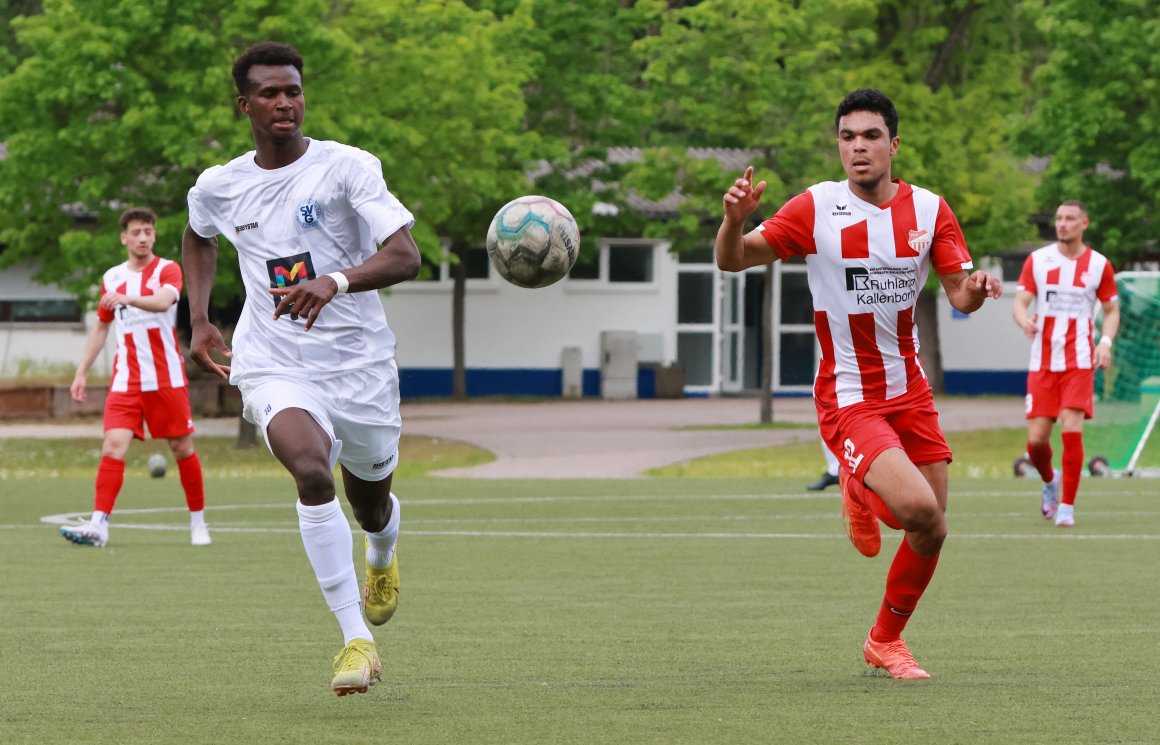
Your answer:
[1016,243,1117,372]
[186,139,414,384]
[98,257,186,392]
[759,180,974,409]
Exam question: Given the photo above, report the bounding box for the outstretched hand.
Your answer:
[722,166,767,224]
[966,270,1002,300]
[270,275,341,331]
[189,320,232,380]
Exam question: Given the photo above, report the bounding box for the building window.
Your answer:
[678,273,714,324]
[568,254,600,280]
[608,243,653,283]
[0,299,82,323]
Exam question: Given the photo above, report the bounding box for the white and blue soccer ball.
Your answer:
[486,195,580,289]
[147,453,167,479]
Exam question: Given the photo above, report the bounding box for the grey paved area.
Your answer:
[0,396,1026,479]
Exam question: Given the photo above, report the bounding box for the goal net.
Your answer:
[1089,271,1160,476]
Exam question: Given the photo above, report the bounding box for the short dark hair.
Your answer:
[1060,199,1088,217]
[119,207,156,231]
[835,88,899,139]
[232,42,304,96]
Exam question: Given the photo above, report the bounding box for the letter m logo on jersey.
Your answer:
[265,252,317,306]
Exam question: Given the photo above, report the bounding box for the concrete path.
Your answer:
[0,396,1026,479]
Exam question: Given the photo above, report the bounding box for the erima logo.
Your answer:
[846,267,870,291]
[832,203,851,216]
[235,222,259,235]
[372,453,396,471]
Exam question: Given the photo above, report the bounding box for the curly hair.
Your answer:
[835,88,899,139]
[232,42,304,96]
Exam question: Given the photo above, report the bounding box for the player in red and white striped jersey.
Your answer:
[60,207,209,549]
[716,89,1001,679]
[1013,201,1120,527]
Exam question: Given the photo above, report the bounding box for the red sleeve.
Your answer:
[1016,254,1036,293]
[758,191,815,260]
[1096,258,1117,302]
[159,261,183,296]
[96,279,115,323]
[931,196,973,275]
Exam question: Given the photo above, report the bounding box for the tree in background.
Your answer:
[1018,0,1160,263]
[0,0,539,400]
[631,0,1041,398]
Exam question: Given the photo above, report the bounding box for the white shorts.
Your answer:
[239,361,401,482]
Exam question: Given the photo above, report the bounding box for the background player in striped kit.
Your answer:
[716,88,1001,679]
[60,207,210,548]
[1013,201,1119,527]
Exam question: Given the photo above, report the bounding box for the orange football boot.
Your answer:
[839,469,881,557]
[863,630,930,679]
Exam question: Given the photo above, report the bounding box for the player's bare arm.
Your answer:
[1094,299,1120,369]
[98,287,179,314]
[70,321,112,403]
[1012,289,1039,338]
[716,166,775,272]
[181,225,232,380]
[270,224,422,331]
[940,269,1002,314]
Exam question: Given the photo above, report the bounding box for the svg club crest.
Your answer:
[296,198,323,229]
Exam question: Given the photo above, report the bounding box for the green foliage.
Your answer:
[1018,0,1160,262]
[0,0,539,302]
[632,0,1040,256]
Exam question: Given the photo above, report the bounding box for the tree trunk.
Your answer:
[236,413,258,450]
[759,263,774,423]
[916,285,944,394]
[450,240,468,401]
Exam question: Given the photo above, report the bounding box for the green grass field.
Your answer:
[1,437,1158,744]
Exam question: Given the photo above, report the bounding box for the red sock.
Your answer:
[93,456,125,514]
[1027,440,1055,483]
[1061,432,1083,506]
[177,453,205,512]
[871,539,940,643]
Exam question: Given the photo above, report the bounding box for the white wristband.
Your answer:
[1098,335,1113,348]
[326,271,350,294]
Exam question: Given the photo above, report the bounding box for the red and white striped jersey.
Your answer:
[1016,244,1117,372]
[759,179,973,409]
[97,256,187,392]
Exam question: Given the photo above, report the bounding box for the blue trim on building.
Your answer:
[943,370,1026,396]
[400,367,639,400]
[400,367,1029,399]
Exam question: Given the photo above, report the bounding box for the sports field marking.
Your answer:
[32,502,1160,541]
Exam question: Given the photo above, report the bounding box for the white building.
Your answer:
[0,245,1031,399]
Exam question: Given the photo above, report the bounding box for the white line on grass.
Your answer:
[31,505,1160,541]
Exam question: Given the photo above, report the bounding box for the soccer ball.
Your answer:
[147,453,167,479]
[486,195,580,288]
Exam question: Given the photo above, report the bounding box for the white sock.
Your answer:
[296,498,372,644]
[91,511,109,525]
[366,493,400,569]
[189,510,206,529]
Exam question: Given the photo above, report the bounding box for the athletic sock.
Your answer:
[296,498,372,645]
[177,452,205,512]
[871,538,940,643]
[93,456,125,515]
[1061,431,1083,506]
[366,493,401,569]
[1027,441,1055,483]
[189,510,206,530]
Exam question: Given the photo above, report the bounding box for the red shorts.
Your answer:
[104,387,195,441]
[816,384,953,491]
[1025,369,1094,419]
